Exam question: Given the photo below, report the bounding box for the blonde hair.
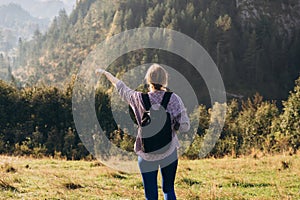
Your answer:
[145,64,168,87]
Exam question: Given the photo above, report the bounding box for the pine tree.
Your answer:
[160,8,173,28]
[145,4,163,26]
[279,77,300,152]
[32,126,43,147]
[107,10,124,37]
[242,30,258,83]
[124,9,135,29]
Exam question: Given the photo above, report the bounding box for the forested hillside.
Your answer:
[0,0,299,160]
[12,0,300,103]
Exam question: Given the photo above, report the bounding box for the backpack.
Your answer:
[140,92,173,154]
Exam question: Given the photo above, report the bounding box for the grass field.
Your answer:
[0,153,299,200]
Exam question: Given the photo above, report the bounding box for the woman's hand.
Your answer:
[95,68,119,87]
[95,69,106,75]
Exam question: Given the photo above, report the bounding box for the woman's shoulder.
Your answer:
[169,92,182,102]
[166,92,184,108]
[146,91,183,104]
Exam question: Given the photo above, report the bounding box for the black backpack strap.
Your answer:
[161,92,173,109]
[141,93,151,111]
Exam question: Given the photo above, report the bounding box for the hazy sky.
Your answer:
[0,0,76,7]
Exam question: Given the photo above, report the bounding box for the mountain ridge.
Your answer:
[10,0,300,103]
[0,3,49,51]
[0,0,74,19]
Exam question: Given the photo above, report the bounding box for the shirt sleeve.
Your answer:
[116,80,144,126]
[169,94,190,133]
[116,80,138,104]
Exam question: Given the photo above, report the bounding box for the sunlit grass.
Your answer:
[0,153,299,199]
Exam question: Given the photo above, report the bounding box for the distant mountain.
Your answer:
[0,3,49,51]
[0,0,75,19]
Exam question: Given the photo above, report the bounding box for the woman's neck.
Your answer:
[149,85,165,92]
[149,84,166,92]
[149,85,157,92]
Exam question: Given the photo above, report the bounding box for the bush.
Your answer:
[277,77,300,153]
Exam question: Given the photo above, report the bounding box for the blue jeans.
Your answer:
[138,150,178,200]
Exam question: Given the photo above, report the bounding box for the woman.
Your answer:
[96,64,190,200]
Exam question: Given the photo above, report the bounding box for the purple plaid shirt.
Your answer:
[116,81,190,161]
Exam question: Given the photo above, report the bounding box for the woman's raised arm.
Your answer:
[95,69,119,87]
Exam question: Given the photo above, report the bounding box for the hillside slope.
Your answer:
[12,0,300,103]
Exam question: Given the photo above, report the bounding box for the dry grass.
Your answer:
[0,153,299,200]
